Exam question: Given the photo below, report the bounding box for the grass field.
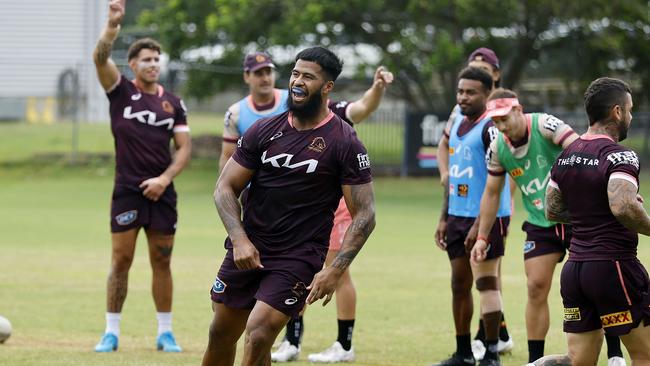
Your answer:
[0,120,648,365]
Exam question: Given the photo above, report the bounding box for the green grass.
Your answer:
[0,121,647,365]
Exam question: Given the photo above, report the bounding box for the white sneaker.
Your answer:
[497,337,514,354]
[608,357,626,366]
[471,340,486,361]
[271,340,300,362]
[307,341,355,363]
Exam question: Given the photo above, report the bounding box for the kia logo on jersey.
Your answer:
[123,106,174,130]
[261,150,319,173]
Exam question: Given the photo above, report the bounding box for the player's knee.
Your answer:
[526,277,550,302]
[451,274,472,295]
[244,325,273,352]
[111,253,134,272]
[207,319,236,346]
[475,276,498,292]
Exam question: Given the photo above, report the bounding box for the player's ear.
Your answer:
[128,58,137,73]
[322,80,334,94]
[611,104,623,121]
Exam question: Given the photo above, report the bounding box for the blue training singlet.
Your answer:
[237,89,289,135]
[447,113,510,218]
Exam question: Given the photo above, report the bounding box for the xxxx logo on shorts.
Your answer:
[212,277,227,294]
[116,210,138,226]
[563,307,581,321]
[600,310,633,328]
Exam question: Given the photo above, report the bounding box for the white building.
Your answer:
[0,0,108,122]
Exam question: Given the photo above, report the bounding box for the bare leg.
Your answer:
[450,256,474,335]
[620,324,650,366]
[566,329,603,366]
[524,253,563,340]
[201,302,251,366]
[107,229,139,312]
[241,301,291,366]
[146,229,174,312]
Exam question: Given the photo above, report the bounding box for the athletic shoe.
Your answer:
[271,340,300,362]
[431,352,476,366]
[471,340,486,361]
[608,357,626,366]
[307,341,355,363]
[497,337,513,354]
[94,332,118,352]
[478,358,501,366]
[156,331,182,352]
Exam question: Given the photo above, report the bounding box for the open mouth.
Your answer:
[291,87,307,102]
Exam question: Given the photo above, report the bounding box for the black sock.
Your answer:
[484,340,499,361]
[474,319,485,343]
[456,334,472,357]
[528,340,545,363]
[336,319,354,351]
[499,313,510,341]
[605,335,623,358]
[285,316,303,347]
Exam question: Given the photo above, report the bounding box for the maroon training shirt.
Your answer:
[107,76,188,186]
[230,110,372,254]
[550,135,640,261]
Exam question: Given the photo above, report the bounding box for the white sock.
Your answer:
[105,312,121,337]
[157,312,172,336]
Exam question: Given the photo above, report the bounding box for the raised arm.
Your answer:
[306,182,376,305]
[93,0,124,91]
[140,131,192,201]
[470,174,506,262]
[214,159,260,269]
[345,66,393,123]
[607,177,650,236]
[545,182,570,224]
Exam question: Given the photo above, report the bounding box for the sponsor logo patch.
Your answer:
[601,310,633,328]
[457,184,468,197]
[308,137,326,153]
[564,307,581,321]
[523,241,536,254]
[284,297,298,305]
[162,100,174,114]
[212,277,226,294]
[357,153,371,170]
[115,210,138,226]
[510,168,524,177]
[532,198,544,210]
[449,147,455,155]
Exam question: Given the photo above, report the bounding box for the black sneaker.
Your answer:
[478,358,501,366]
[431,353,476,366]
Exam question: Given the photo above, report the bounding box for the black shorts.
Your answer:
[561,259,650,336]
[210,245,326,317]
[522,222,571,261]
[446,215,510,260]
[110,183,177,234]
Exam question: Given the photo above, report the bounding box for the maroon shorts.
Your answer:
[561,259,650,336]
[210,245,326,317]
[522,222,571,261]
[110,184,177,234]
[446,215,509,260]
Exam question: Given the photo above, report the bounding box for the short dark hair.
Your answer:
[295,46,343,81]
[458,67,493,93]
[127,38,162,61]
[584,77,631,125]
[488,88,517,101]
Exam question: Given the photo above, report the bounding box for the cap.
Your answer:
[467,47,500,70]
[243,52,275,72]
[486,98,520,118]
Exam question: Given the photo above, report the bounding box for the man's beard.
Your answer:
[618,119,628,142]
[287,88,323,121]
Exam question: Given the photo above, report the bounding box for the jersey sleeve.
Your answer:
[604,146,640,189]
[486,139,506,175]
[537,114,576,146]
[106,75,128,101]
[173,99,189,133]
[222,103,241,143]
[329,100,354,125]
[482,121,500,153]
[339,129,372,185]
[231,121,262,170]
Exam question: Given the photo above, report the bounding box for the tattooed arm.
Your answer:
[545,184,570,224]
[306,182,376,305]
[93,0,124,91]
[214,159,259,269]
[608,178,650,236]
